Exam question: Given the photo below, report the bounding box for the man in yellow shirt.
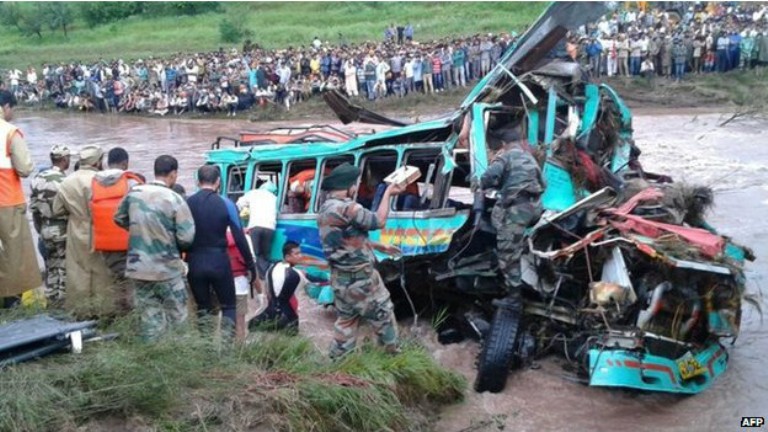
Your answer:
[310,55,321,76]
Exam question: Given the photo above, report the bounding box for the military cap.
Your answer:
[321,163,360,191]
[50,144,71,157]
[78,145,104,166]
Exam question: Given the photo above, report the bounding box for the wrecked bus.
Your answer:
[204,2,754,395]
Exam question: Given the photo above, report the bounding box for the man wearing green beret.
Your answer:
[317,162,405,359]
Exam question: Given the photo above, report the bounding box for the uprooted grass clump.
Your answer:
[0,314,465,432]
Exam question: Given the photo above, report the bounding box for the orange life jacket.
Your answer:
[0,120,26,208]
[91,172,143,252]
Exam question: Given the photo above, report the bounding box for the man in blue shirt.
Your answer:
[405,24,414,42]
[186,165,255,334]
[586,37,604,77]
[321,53,332,80]
[729,31,742,73]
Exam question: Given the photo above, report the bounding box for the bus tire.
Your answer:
[473,306,521,393]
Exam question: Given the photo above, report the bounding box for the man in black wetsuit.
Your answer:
[186,165,255,333]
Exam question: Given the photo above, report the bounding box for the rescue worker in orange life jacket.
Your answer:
[0,90,41,308]
[92,147,145,315]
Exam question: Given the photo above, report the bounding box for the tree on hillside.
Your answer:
[143,2,221,16]
[0,2,25,33]
[78,2,142,28]
[19,3,46,39]
[44,2,73,38]
[0,2,49,39]
[219,4,253,44]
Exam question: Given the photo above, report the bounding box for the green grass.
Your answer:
[0,2,547,68]
[0,313,466,431]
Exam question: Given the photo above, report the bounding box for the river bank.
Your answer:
[16,70,766,126]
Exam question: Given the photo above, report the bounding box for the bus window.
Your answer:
[358,150,399,210]
[251,162,283,193]
[397,148,442,211]
[282,159,318,214]
[315,155,355,212]
[226,165,246,203]
[442,149,473,210]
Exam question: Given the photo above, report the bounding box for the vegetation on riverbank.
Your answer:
[0,2,546,68]
[0,312,465,431]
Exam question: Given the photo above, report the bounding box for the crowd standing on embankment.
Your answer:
[575,2,768,82]
[1,26,519,116]
[3,2,764,119]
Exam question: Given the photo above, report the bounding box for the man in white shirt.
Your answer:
[25,67,38,87]
[236,180,278,277]
[403,57,414,94]
[8,69,22,94]
[375,57,390,99]
[625,10,637,24]
[186,61,199,84]
[597,18,610,37]
[639,34,649,58]
[602,35,618,77]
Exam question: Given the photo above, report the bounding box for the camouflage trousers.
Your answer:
[133,276,189,341]
[491,200,542,293]
[329,266,398,359]
[41,239,67,307]
[101,251,134,315]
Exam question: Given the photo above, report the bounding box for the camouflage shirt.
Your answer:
[317,196,380,272]
[114,180,195,281]
[481,146,544,207]
[29,166,68,241]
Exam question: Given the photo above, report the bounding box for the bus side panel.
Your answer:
[270,211,470,261]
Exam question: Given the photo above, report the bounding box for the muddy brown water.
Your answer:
[15,111,767,432]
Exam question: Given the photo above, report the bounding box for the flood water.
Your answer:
[15,111,767,432]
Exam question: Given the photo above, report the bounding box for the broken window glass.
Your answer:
[282,159,318,214]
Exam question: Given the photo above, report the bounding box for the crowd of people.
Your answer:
[3,4,768,120]
[573,3,768,81]
[3,25,518,117]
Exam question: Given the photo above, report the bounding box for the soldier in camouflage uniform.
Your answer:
[480,129,544,311]
[317,163,405,359]
[29,144,71,306]
[113,155,195,341]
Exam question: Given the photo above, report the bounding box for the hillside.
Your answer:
[0,2,547,68]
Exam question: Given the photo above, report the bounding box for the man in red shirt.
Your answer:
[226,228,251,341]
